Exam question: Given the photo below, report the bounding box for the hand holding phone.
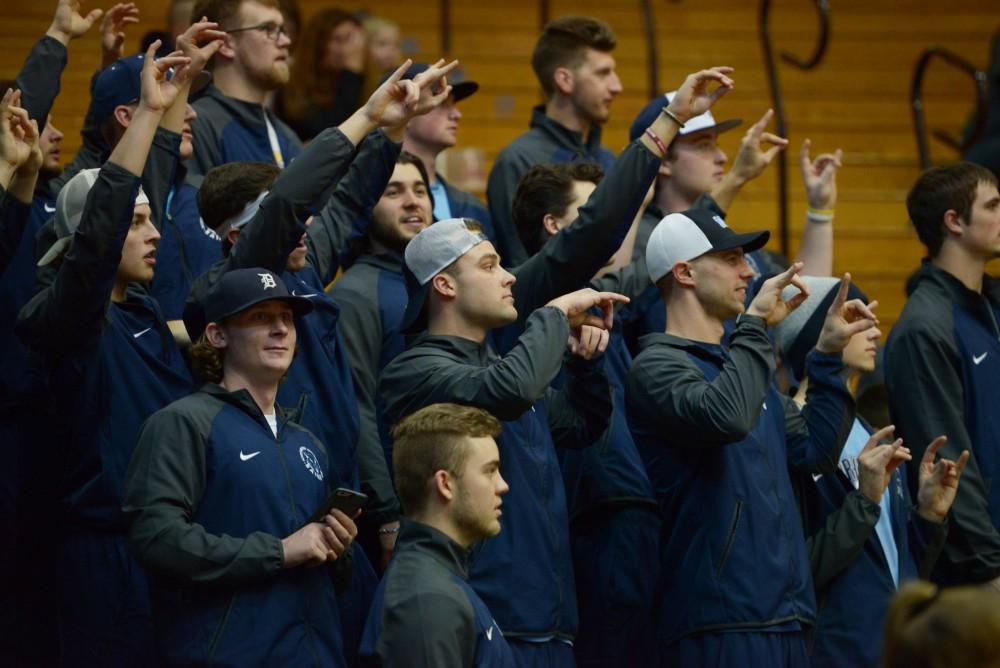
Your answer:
[308,488,368,524]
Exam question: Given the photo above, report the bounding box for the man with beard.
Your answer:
[188,0,302,179]
[487,16,622,267]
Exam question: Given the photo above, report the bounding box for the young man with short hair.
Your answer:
[379,217,623,667]
[625,208,879,666]
[15,42,198,667]
[188,0,302,178]
[885,162,1000,588]
[124,267,359,666]
[399,62,493,239]
[488,15,621,267]
[359,403,515,667]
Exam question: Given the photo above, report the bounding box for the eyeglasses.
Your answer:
[226,22,287,41]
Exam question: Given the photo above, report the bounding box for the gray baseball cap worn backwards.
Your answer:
[38,168,150,267]
[400,218,490,333]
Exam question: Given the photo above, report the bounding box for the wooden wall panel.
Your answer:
[1,0,998,330]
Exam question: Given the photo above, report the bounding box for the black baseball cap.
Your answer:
[646,207,769,283]
[204,268,314,323]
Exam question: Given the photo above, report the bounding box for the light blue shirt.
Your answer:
[430,181,451,222]
[838,418,901,587]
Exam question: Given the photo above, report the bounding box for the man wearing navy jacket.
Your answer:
[360,403,515,668]
[625,208,879,666]
[15,42,198,666]
[125,268,359,666]
[886,162,1000,588]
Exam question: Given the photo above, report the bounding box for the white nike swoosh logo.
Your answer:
[133,327,152,338]
[486,626,493,641]
[974,352,988,365]
[291,290,317,298]
[240,451,261,461]
[44,204,56,213]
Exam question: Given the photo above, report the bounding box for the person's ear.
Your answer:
[217,34,237,60]
[113,105,134,129]
[672,261,695,288]
[431,272,457,300]
[432,469,456,502]
[542,212,561,237]
[658,159,673,179]
[226,227,242,246]
[942,208,964,237]
[552,66,574,96]
[205,321,227,349]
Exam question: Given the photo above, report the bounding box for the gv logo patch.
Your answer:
[299,446,324,481]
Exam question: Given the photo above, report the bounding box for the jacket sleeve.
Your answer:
[909,510,949,580]
[380,306,571,424]
[545,353,613,451]
[886,324,1000,583]
[510,140,662,319]
[15,36,67,131]
[374,589,476,668]
[625,316,775,447]
[486,147,533,268]
[15,163,141,350]
[227,126,359,274]
[306,130,401,284]
[783,351,856,475]
[0,188,31,275]
[330,280,400,525]
[123,406,285,586]
[590,255,651,303]
[142,129,182,230]
[806,488,880,591]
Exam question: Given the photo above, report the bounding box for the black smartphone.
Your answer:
[309,488,368,523]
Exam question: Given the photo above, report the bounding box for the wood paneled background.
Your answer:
[2,0,998,330]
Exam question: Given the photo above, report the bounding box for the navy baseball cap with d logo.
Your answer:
[204,268,314,323]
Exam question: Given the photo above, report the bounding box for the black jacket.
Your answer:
[359,520,515,667]
[885,261,1000,584]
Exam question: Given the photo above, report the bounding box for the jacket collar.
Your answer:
[529,105,605,155]
[638,330,727,362]
[199,382,297,431]
[407,330,495,364]
[357,251,404,274]
[395,519,472,579]
[203,84,271,128]
[907,259,1000,310]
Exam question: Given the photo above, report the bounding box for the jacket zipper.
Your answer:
[206,595,237,661]
[716,499,743,578]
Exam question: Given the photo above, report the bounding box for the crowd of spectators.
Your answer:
[1,1,999,667]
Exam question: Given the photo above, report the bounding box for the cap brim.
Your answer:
[714,229,770,255]
[451,81,478,103]
[212,294,315,323]
[37,236,72,267]
[680,117,742,137]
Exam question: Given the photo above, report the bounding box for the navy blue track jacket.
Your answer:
[15,163,193,528]
[886,262,1000,585]
[124,384,349,667]
[626,316,855,644]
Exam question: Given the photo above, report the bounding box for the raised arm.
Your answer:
[795,139,842,276]
[512,67,736,318]
[709,109,787,214]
